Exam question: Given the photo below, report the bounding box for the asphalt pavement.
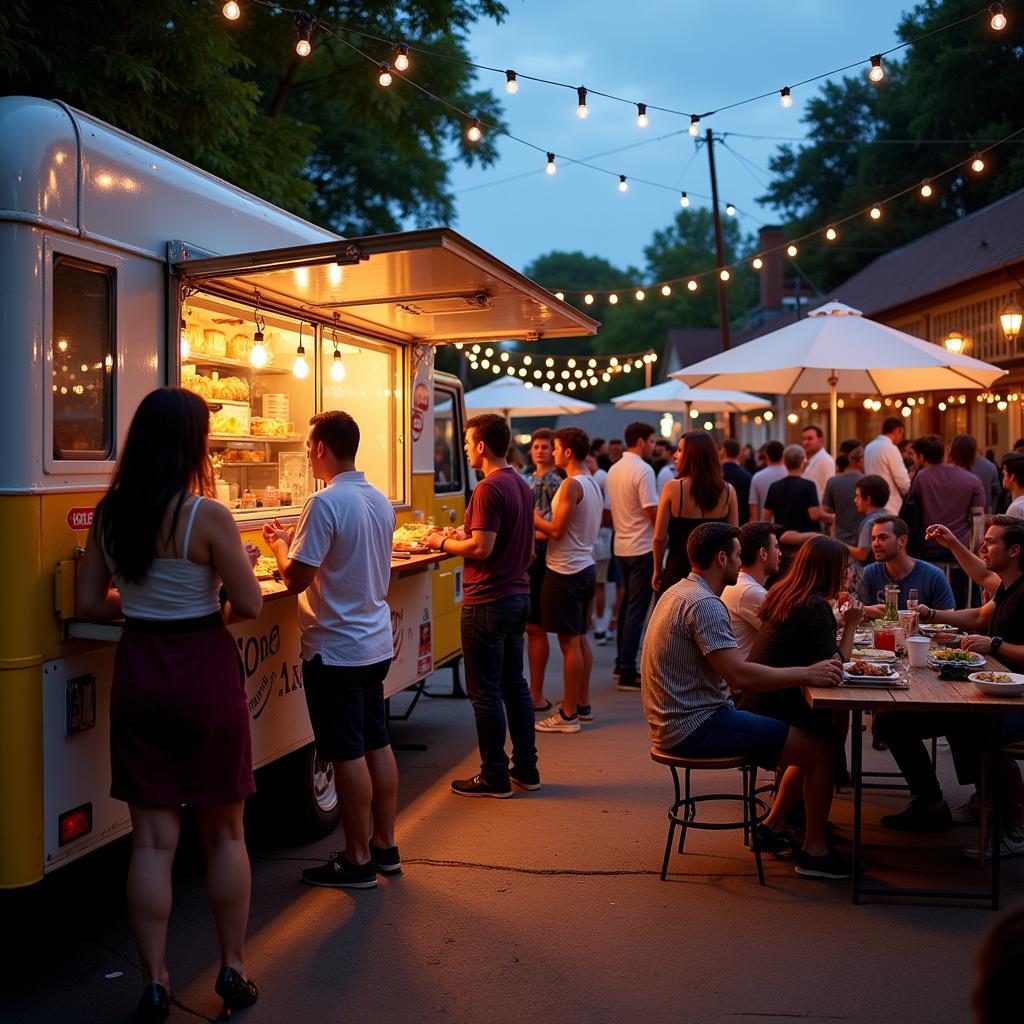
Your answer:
[3,636,1020,1023]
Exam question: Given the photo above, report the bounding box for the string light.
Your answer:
[752,256,763,270]
[222,0,240,20]
[689,115,700,137]
[971,154,986,173]
[576,86,589,119]
[919,180,933,198]
[687,279,698,292]
[555,292,565,301]
[584,293,594,305]
[786,243,798,257]
[250,331,267,368]
[293,341,309,379]
[661,284,672,296]
[545,152,557,175]
[394,44,410,71]
[636,102,650,128]
[179,319,189,359]
[990,3,1007,30]
[466,118,482,143]
[608,293,619,305]
[719,269,731,282]
[618,175,629,192]
[635,288,646,301]
[680,191,690,208]
[378,62,393,87]
[868,54,884,83]
[294,14,313,57]
[825,226,838,241]
[725,203,736,216]
[869,205,882,220]
[505,69,519,94]
[780,86,793,108]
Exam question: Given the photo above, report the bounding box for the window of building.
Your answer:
[433,387,462,493]
[51,256,115,460]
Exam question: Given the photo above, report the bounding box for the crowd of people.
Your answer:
[75,389,1024,1020]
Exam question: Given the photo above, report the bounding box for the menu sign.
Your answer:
[66,507,94,531]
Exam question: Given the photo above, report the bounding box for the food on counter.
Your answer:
[203,329,226,357]
[254,555,279,579]
[251,416,291,437]
[220,448,265,464]
[181,374,249,402]
[845,660,895,677]
[974,672,1013,684]
[210,409,246,435]
[929,648,981,663]
[185,324,205,354]
[392,522,458,551]
[227,333,252,361]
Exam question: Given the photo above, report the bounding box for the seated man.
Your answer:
[857,515,955,617]
[640,521,849,879]
[721,521,780,660]
[875,516,1024,852]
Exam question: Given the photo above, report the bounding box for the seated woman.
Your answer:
[738,536,863,833]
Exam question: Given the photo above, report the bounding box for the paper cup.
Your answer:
[907,636,931,668]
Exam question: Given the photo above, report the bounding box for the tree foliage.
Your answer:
[761,0,1024,291]
[1,0,508,234]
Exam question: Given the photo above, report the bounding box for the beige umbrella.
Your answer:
[612,379,771,415]
[672,301,1006,456]
[463,376,595,419]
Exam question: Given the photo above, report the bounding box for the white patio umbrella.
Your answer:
[671,301,1007,456]
[462,376,596,419]
[612,379,771,416]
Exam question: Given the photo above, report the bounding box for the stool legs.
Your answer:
[745,766,766,886]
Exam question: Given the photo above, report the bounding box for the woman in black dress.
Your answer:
[741,536,863,827]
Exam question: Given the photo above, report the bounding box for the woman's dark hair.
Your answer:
[97,387,214,583]
[680,430,726,512]
[758,536,849,625]
[949,433,977,470]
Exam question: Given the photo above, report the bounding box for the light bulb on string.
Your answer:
[466,118,482,143]
[250,330,267,369]
[920,180,933,198]
[505,70,519,94]
[293,345,309,379]
[869,206,882,220]
[294,14,313,57]
[378,62,392,87]
[971,154,986,173]
[680,191,690,208]
[990,3,1007,30]
[636,103,649,128]
[825,226,838,242]
[661,284,672,297]
[719,269,731,282]
[725,203,736,217]
[780,87,792,108]
[555,291,565,301]
[330,347,345,381]
[545,152,556,175]
[618,175,628,193]
[786,243,798,257]
[608,293,619,305]
[576,86,589,119]
[687,279,698,292]
[394,44,410,71]
[689,115,700,137]
[584,293,594,305]
[868,54,884,83]
[635,289,646,302]
[752,256,763,270]
[222,0,240,20]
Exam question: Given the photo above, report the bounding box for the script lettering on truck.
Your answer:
[236,625,303,721]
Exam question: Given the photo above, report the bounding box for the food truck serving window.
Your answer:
[51,257,115,460]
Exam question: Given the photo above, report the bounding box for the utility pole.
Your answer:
[705,129,730,352]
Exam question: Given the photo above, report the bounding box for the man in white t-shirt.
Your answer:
[749,440,787,521]
[801,424,835,503]
[264,410,398,891]
[721,522,780,658]
[863,417,911,515]
[607,421,659,690]
[1003,455,1024,518]
[585,452,614,640]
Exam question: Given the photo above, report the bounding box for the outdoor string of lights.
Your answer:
[453,343,659,393]
[219,1,1011,221]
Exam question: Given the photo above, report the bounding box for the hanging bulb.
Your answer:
[780,87,792,108]
[786,243,798,257]
[505,69,519,94]
[555,291,565,301]
[576,86,589,119]
[661,284,672,297]
[331,348,346,382]
[680,191,690,208]
[869,206,882,220]
[689,115,700,137]
[719,269,731,282]
[920,180,933,198]
[608,293,619,305]
[635,289,646,301]
[294,15,313,57]
[583,293,595,305]
[618,175,628,193]
[250,330,268,369]
[752,256,764,271]
[868,54,884,83]
[545,152,557,175]
[636,103,649,128]
[222,0,240,20]
[293,343,309,380]
[725,203,736,216]
[179,318,189,359]
[687,279,698,292]
[394,44,410,71]
[466,118,482,143]
[378,62,393,87]
[825,226,838,241]
[990,3,1007,30]
[971,154,986,173]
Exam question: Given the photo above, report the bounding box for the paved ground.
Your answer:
[4,637,1021,1023]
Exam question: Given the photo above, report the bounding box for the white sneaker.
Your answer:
[535,711,581,733]
[963,828,1024,860]
[950,793,980,824]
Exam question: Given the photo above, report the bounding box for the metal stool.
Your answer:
[650,746,771,885]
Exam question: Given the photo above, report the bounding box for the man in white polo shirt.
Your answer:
[607,421,659,691]
[801,424,835,503]
[863,417,910,515]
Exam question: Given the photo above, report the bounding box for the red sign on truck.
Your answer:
[66,507,94,531]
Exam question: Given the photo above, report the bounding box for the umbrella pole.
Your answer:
[828,373,838,459]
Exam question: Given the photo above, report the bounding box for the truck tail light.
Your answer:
[59,803,92,845]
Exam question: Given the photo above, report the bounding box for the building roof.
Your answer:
[829,187,1024,316]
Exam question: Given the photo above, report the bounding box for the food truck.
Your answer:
[0,96,598,889]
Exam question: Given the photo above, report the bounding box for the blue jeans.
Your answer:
[461,595,537,784]
[615,552,654,682]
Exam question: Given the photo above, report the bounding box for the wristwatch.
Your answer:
[991,636,1004,654]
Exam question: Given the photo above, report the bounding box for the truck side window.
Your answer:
[52,256,114,460]
[433,388,462,494]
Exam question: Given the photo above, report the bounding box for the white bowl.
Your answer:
[968,672,1024,696]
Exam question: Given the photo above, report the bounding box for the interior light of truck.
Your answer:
[331,348,346,382]
[250,330,268,368]
[59,803,93,846]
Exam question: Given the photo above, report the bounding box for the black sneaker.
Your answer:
[754,823,800,860]
[880,799,953,833]
[302,852,377,889]
[369,842,402,876]
[509,767,541,791]
[794,848,851,879]
[616,671,641,691]
[450,774,513,798]
[576,704,593,722]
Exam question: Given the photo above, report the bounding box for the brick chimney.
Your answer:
[758,225,786,311]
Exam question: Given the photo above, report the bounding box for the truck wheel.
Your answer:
[253,743,341,842]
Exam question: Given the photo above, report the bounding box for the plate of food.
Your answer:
[927,648,986,669]
[851,647,897,662]
[842,660,902,683]
[968,671,1024,696]
[254,555,279,580]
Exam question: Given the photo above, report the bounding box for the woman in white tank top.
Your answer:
[77,388,263,1022]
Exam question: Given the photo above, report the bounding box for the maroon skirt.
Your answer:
[110,615,256,807]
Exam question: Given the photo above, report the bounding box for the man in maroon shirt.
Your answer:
[426,414,538,797]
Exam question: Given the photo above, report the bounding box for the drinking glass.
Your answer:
[907,588,919,612]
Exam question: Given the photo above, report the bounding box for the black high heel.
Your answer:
[215,965,258,1018]
[135,983,169,1023]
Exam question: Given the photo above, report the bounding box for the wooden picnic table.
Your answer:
[804,654,1022,907]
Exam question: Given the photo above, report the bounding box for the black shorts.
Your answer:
[301,655,393,762]
[527,554,547,626]
[541,564,597,636]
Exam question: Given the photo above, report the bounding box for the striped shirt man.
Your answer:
[641,573,738,749]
